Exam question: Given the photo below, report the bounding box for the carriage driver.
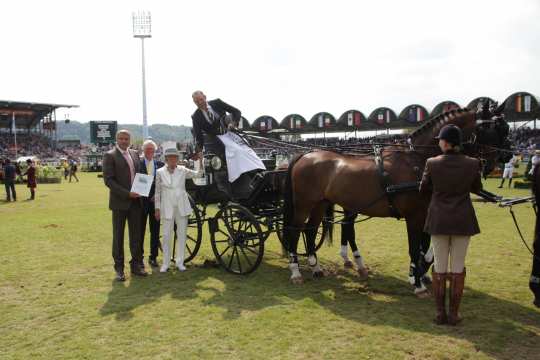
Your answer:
[191,90,265,198]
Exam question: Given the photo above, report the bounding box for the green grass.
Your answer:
[1,172,539,359]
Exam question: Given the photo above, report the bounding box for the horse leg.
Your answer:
[341,211,368,279]
[419,231,434,285]
[406,218,429,296]
[340,210,354,268]
[305,202,327,279]
[286,206,313,284]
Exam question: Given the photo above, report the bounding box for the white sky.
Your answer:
[1,0,539,127]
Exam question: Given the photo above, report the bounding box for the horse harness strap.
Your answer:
[373,146,402,219]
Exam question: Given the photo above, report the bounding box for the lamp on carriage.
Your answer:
[132,10,151,140]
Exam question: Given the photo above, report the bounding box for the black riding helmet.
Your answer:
[435,124,462,146]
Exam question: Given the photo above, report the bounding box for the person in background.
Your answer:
[3,159,17,201]
[22,159,37,200]
[102,129,147,281]
[139,139,164,268]
[154,147,203,272]
[420,125,483,326]
[530,150,540,178]
[63,160,69,180]
[69,160,79,183]
[499,152,519,188]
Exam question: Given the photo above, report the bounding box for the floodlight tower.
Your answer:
[132,11,152,139]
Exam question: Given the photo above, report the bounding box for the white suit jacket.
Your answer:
[154,165,202,219]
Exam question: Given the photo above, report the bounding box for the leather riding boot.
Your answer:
[448,268,466,325]
[432,270,447,325]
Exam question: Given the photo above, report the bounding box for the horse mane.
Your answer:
[408,107,472,143]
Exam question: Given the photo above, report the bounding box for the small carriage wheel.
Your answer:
[172,196,203,264]
[210,203,264,275]
[276,221,327,257]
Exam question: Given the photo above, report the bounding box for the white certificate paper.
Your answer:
[131,173,154,197]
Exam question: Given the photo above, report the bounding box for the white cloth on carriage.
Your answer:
[217,132,266,182]
[154,165,203,219]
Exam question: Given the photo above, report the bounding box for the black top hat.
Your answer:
[435,125,462,146]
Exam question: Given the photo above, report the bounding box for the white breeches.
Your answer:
[161,207,189,267]
[502,167,514,179]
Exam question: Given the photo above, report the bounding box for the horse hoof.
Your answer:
[313,271,325,279]
[343,260,354,269]
[290,276,304,285]
[357,267,369,280]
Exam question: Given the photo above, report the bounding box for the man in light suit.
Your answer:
[103,129,148,281]
[139,139,164,268]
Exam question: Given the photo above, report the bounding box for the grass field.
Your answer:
[1,172,539,359]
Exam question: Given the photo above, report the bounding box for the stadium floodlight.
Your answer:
[132,11,151,139]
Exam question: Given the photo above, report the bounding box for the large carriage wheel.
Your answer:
[210,203,264,275]
[276,220,328,257]
[172,196,203,263]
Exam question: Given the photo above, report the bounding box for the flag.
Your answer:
[524,95,532,112]
[267,118,272,130]
[417,107,424,121]
[325,116,331,127]
[296,119,302,128]
[290,116,294,129]
[318,114,323,128]
[385,110,391,123]
[377,113,384,125]
[239,118,243,129]
[407,108,416,123]
[260,121,266,130]
[11,113,16,132]
[347,112,353,126]
[515,95,522,112]
[354,112,361,127]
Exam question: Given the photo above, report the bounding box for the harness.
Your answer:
[373,145,402,219]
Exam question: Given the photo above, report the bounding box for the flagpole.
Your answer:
[12,112,17,159]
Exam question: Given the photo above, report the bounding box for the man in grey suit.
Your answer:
[103,129,148,281]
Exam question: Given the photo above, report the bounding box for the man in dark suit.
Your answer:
[103,129,147,281]
[139,139,164,268]
[191,90,241,159]
[3,159,17,201]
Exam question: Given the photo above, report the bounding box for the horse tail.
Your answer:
[323,203,334,246]
[283,153,305,251]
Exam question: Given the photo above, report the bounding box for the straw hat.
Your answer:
[163,147,180,158]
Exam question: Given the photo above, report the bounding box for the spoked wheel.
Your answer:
[276,220,328,257]
[210,203,264,275]
[172,196,203,263]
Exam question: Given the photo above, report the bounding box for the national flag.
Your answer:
[260,121,266,130]
[347,112,353,126]
[354,112,361,127]
[267,118,272,130]
[417,107,424,121]
[515,95,522,112]
[290,116,294,129]
[296,119,302,128]
[239,118,243,129]
[377,113,384,125]
[318,114,323,128]
[385,110,391,123]
[325,116,331,127]
[407,108,416,123]
[524,95,532,112]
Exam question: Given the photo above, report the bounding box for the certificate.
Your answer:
[131,173,154,197]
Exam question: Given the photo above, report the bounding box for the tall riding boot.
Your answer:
[432,270,447,325]
[508,178,513,188]
[448,268,466,325]
[30,190,35,200]
[498,179,505,188]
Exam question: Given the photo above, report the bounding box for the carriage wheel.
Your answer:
[276,221,327,257]
[210,203,264,275]
[172,197,203,264]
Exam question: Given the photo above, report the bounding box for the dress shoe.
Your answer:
[131,267,148,277]
[115,270,126,282]
[149,258,158,267]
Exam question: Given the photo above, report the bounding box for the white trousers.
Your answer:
[161,206,189,268]
[431,235,470,273]
[502,167,514,179]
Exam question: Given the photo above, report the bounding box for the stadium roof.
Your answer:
[0,100,79,129]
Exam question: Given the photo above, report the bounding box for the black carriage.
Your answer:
[177,137,328,275]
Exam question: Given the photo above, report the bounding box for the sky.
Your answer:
[1,0,539,127]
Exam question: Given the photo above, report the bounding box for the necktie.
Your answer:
[122,150,135,185]
[207,109,215,123]
[146,159,154,176]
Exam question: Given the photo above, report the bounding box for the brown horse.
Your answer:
[283,106,510,294]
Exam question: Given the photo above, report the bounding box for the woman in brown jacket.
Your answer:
[420,125,483,326]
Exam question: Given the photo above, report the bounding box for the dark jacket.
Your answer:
[3,164,16,181]
[419,152,482,236]
[103,147,141,211]
[191,98,241,152]
[139,158,164,205]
